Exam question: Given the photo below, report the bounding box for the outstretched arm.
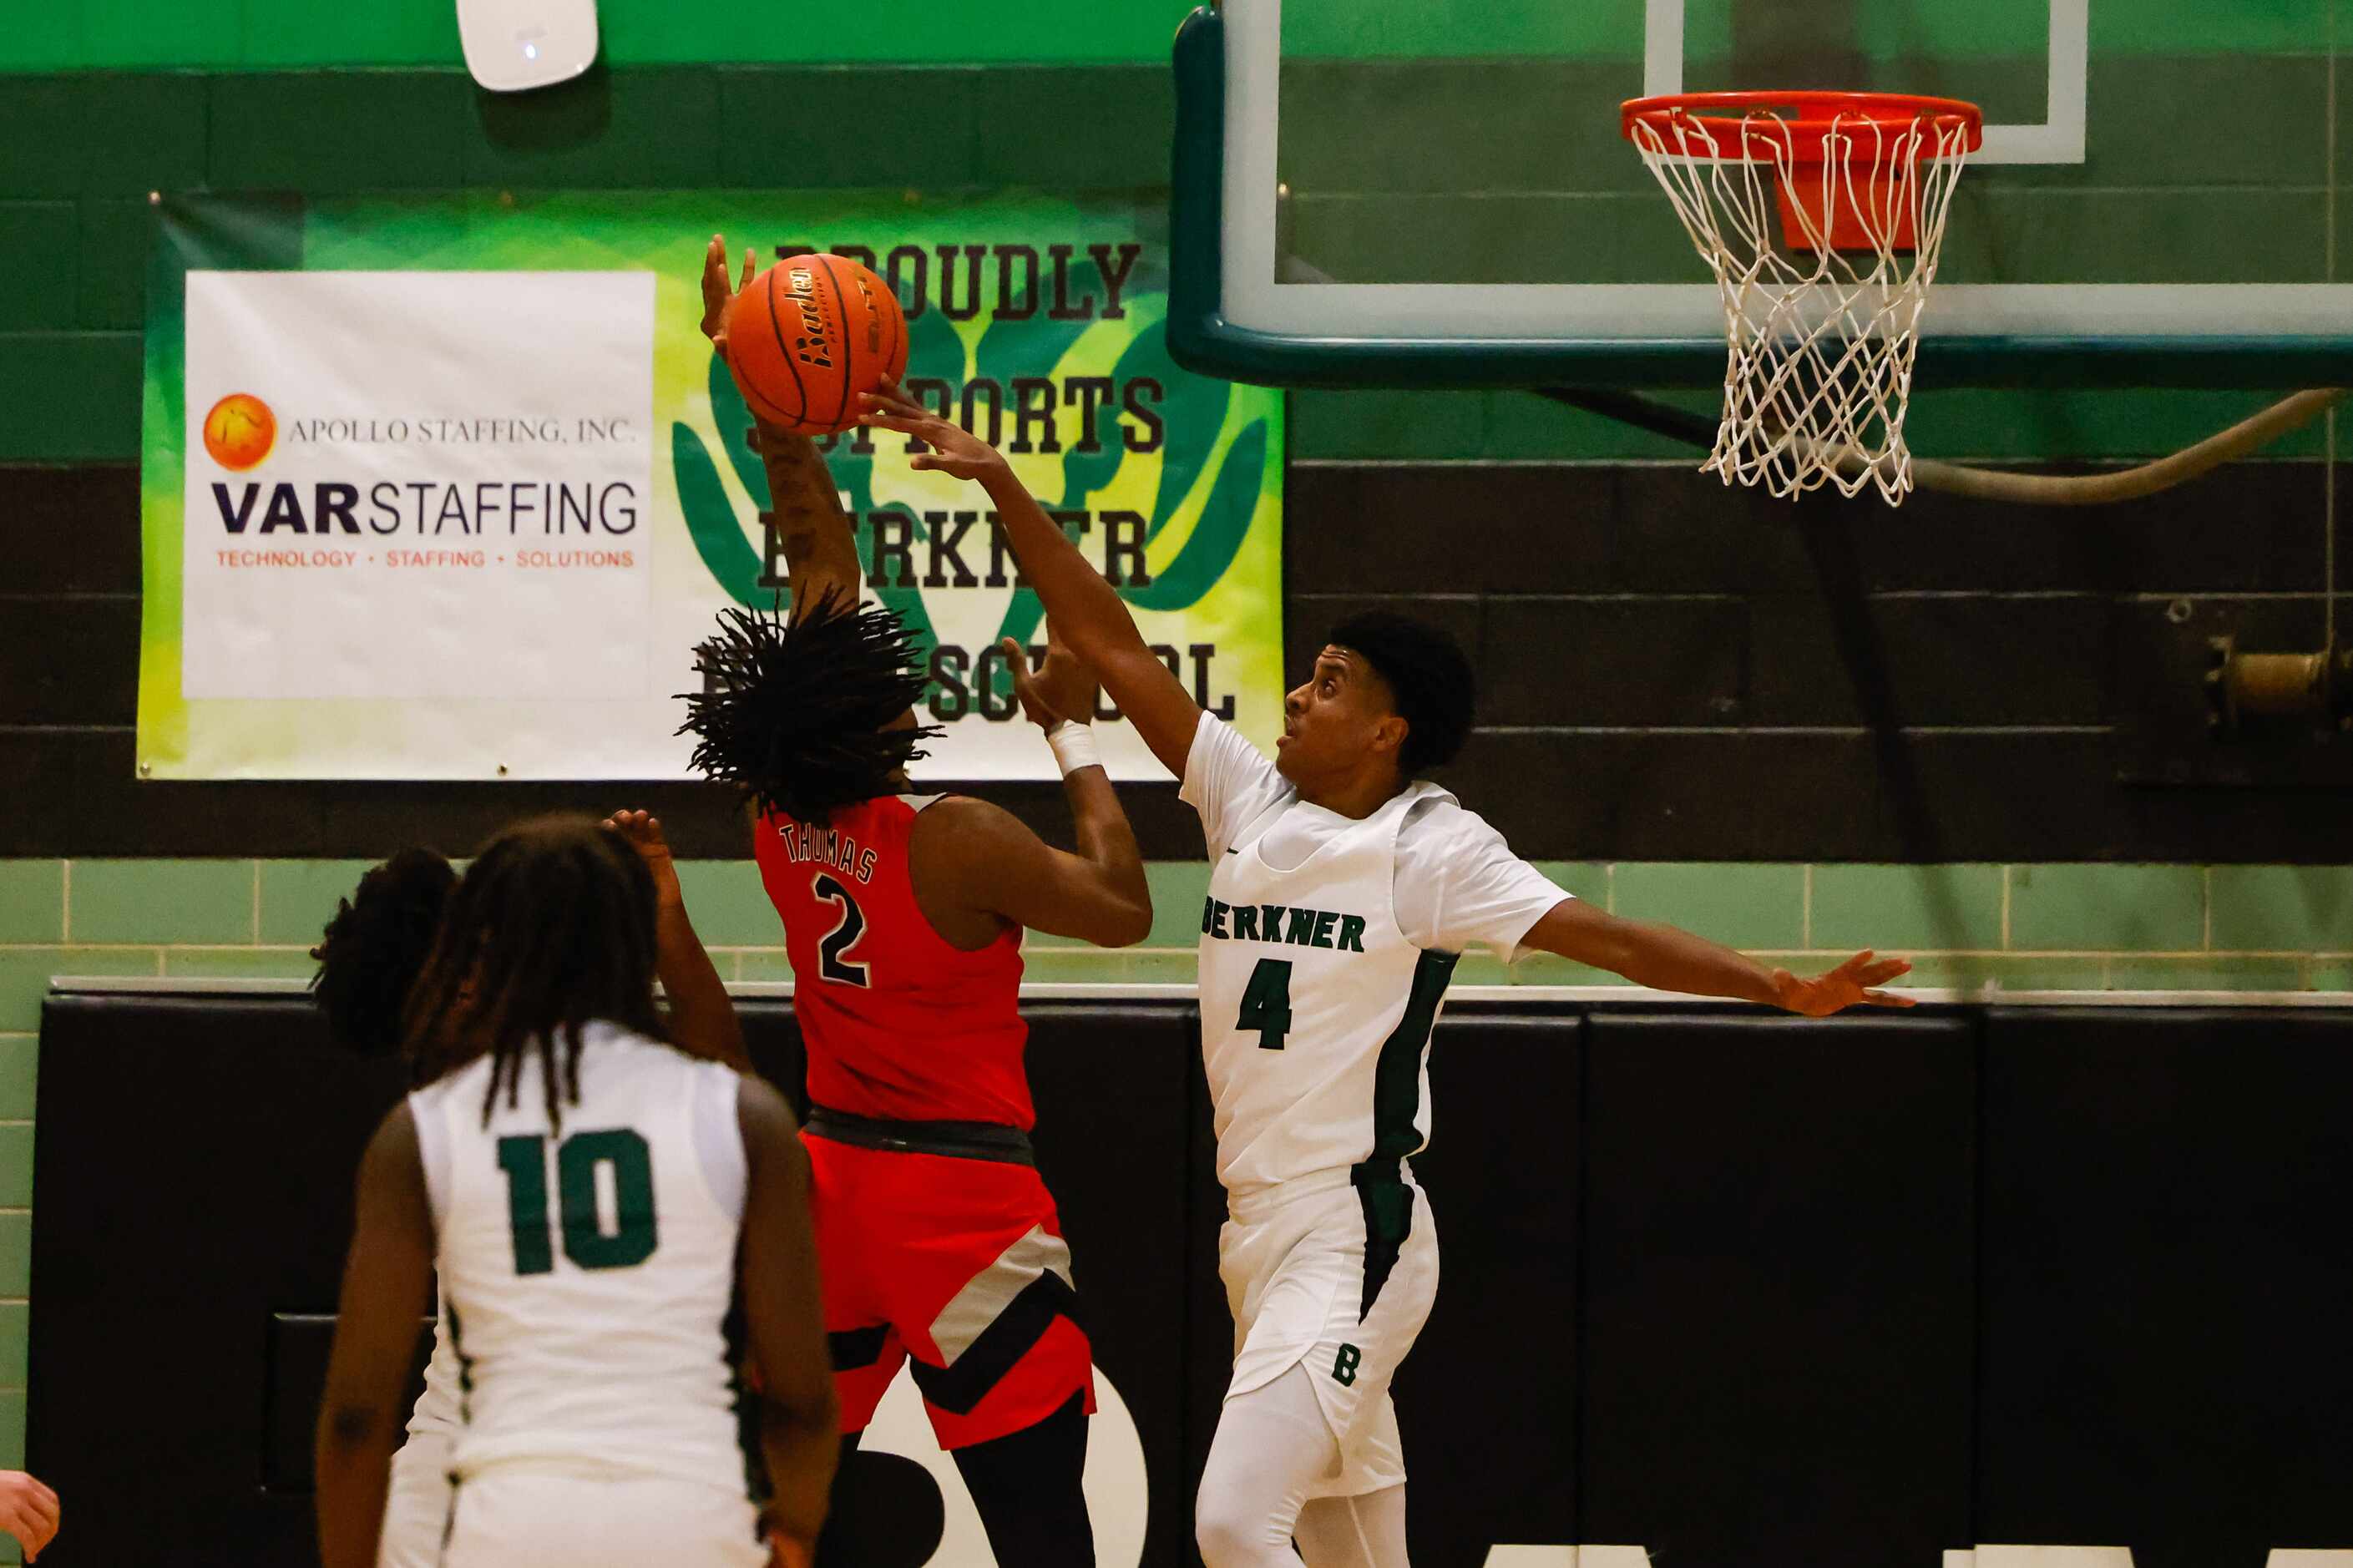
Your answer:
[912,623,1151,948]
[916,795,1153,948]
[857,381,1204,777]
[1522,898,1913,1014]
[760,429,863,619]
[700,235,863,618]
[606,810,751,1074]
[316,1106,436,1568]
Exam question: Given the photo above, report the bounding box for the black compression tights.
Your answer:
[815,1392,1094,1566]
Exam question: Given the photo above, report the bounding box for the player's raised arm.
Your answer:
[315,1105,437,1568]
[735,1079,839,1567]
[1519,897,1914,1014]
[911,624,1153,948]
[701,235,863,619]
[605,810,751,1074]
[858,380,1204,778]
[760,428,863,620]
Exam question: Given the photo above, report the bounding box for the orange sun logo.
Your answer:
[202,393,276,471]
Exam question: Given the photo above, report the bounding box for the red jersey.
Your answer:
[753,793,1034,1129]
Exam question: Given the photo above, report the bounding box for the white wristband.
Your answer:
[1045,721,1102,777]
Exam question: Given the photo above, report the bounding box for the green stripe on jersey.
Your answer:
[1369,950,1458,1164]
[447,1300,474,1426]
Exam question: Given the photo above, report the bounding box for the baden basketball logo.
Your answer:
[782,266,835,369]
[201,392,276,471]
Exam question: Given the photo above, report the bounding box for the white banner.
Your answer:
[142,194,1287,781]
[185,271,656,705]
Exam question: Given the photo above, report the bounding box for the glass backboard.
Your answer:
[1169,0,2353,387]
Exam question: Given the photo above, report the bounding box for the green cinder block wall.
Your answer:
[5,15,2353,1548]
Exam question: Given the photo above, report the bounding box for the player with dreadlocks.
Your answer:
[313,814,839,1568]
[307,820,756,1566]
[309,847,464,1568]
[684,237,1151,1566]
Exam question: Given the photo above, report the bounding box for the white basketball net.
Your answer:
[1630,108,1974,504]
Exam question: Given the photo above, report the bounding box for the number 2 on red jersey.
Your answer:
[811,873,873,987]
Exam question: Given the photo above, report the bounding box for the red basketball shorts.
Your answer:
[802,1130,1095,1449]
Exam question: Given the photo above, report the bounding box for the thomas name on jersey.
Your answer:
[1200,897,1369,953]
[768,820,880,885]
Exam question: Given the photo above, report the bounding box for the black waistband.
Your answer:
[805,1105,1035,1166]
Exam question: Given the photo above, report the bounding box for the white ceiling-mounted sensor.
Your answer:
[458,0,599,93]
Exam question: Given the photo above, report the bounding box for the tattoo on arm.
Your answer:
[777,514,822,573]
[757,432,860,608]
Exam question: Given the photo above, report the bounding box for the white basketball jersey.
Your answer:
[408,1022,747,1487]
[1200,787,1460,1196]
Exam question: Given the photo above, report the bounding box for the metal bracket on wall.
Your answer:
[2118,603,2353,787]
[2205,635,2349,733]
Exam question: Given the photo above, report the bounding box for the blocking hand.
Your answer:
[700,233,757,363]
[1769,950,1915,1016]
[857,380,1009,483]
[1002,620,1102,731]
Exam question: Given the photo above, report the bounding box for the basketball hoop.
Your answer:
[1622,91,1982,504]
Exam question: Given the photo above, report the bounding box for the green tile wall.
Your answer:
[2209,865,2353,951]
[1612,862,1807,952]
[0,1216,27,1296]
[2006,864,2209,953]
[5,857,2339,1018]
[67,858,255,944]
[0,867,60,947]
[1810,863,2007,953]
[0,1039,33,1121]
[673,858,787,948]
[0,849,2348,1492]
[255,859,391,946]
[2108,954,2310,991]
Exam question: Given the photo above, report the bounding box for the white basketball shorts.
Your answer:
[1219,1163,1440,1499]
[377,1429,454,1568]
[438,1465,767,1567]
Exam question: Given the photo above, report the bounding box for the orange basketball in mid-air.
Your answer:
[724,255,908,436]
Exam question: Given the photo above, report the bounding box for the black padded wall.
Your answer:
[1576,1011,1976,1567]
[1976,1008,2353,1568]
[28,994,410,1565]
[27,991,2353,1566]
[1390,1010,1585,1565]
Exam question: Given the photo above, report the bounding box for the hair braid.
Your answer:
[399,815,667,1135]
[677,589,943,823]
[310,847,456,1060]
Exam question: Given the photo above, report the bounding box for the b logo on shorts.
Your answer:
[1332,1344,1361,1386]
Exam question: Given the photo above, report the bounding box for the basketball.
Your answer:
[723,254,908,436]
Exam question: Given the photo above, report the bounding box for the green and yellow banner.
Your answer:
[139,191,1283,780]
